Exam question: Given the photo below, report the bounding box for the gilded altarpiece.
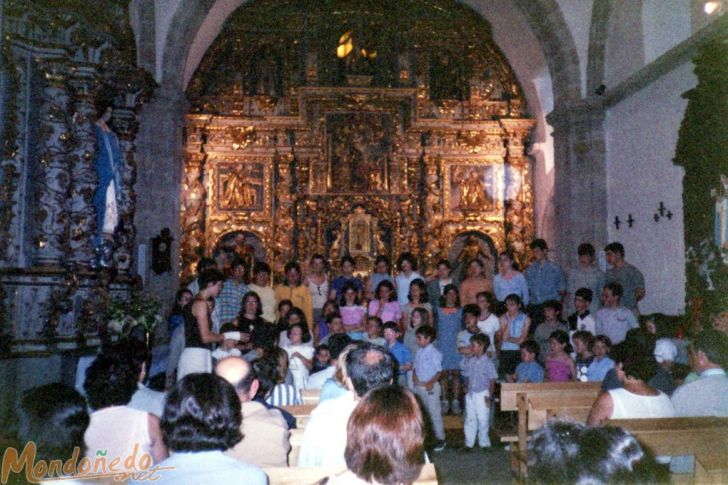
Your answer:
[180,84,535,280]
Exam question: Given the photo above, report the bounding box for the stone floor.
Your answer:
[432,444,512,484]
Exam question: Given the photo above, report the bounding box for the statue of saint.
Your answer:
[222,170,246,208]
[454,234,492,281]
[92,102,125,267]
[242,178,257,207]
[459,170,489,210]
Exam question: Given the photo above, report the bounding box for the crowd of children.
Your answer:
[169,243,680,455]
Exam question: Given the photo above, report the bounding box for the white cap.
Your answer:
[654,338,677,363]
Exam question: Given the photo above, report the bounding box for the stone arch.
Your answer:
[511,0,582,104]
[151,0,582,108]
[586,0,612,95]
[159,0,218,91]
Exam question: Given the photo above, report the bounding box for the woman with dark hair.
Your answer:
[266,348,302,406]
[395,253,423,308]
[226,291,266,354]
[178,269,240,380]
[436,284,463,415]
[15,384,89,483]
[493,251,529,307]
[139,374,266,485]
[278,306,313,347]
[528,421,666,484]
[587,350,674,426]
[339,281,367,340]
[498,293,532,377]
[367,280,402,328]
[325,385,425,484]
[305,253,330,324]
[166,288,193,387]
[330,255,365,301]
[400,278,432,333]
[84,350,167,471]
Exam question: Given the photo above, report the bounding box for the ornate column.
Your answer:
[33,59,72,267]
[421,154,445,270]
[272,154,295,274]
[180,149,206,282]
[546,100,607,265]
[112,101,139,273]
[0,43,25,266]
[501,119,536,269]
[66,65,98,267]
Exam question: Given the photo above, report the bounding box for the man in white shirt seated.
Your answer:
[298,341,395,467]
[670,329,728,473]
[215,356,290,467]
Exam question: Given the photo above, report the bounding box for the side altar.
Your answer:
[182,85,535,280]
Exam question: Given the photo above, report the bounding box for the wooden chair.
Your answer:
[263,463,438,485]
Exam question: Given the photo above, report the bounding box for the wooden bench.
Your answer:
[264,463,438,485]
[605,417,728,482]
[301,388,321,405]
[288,428,305,465]
[281,404,317,428]
[695,452,728,484]
[500,382,602,477]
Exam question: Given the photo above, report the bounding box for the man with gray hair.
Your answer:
[215,356,290,467]
[670,329,728,473]
[297,342,394,467]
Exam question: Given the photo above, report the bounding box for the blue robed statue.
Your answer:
[92,105,124,267]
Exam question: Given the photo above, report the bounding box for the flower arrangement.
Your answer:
[106,295,162,339]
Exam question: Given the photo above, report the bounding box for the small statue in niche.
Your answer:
[458,169,489,211]
[329,227,341,261]
[454,234,493,281]
[222,169,246,208]
[92,96,125,268]
[182,162,205,228]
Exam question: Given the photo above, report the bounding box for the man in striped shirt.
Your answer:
[218,258,250,324]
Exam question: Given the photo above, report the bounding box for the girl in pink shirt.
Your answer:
[340,281,366,340]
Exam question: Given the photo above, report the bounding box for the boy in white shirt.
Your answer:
[413,325,446,452]
[476,291,500,359]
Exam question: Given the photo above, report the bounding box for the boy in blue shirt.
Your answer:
[383,321,412,386]
[508,340,544,383]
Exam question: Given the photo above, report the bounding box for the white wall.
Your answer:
[605,61,695,315]
[642,0,692,64]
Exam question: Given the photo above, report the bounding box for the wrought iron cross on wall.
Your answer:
[653,201,673,222]
[614,214,635,230]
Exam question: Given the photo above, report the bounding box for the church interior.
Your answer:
[1,0,727,483]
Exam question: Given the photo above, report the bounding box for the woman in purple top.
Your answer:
[368,280,402,327]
